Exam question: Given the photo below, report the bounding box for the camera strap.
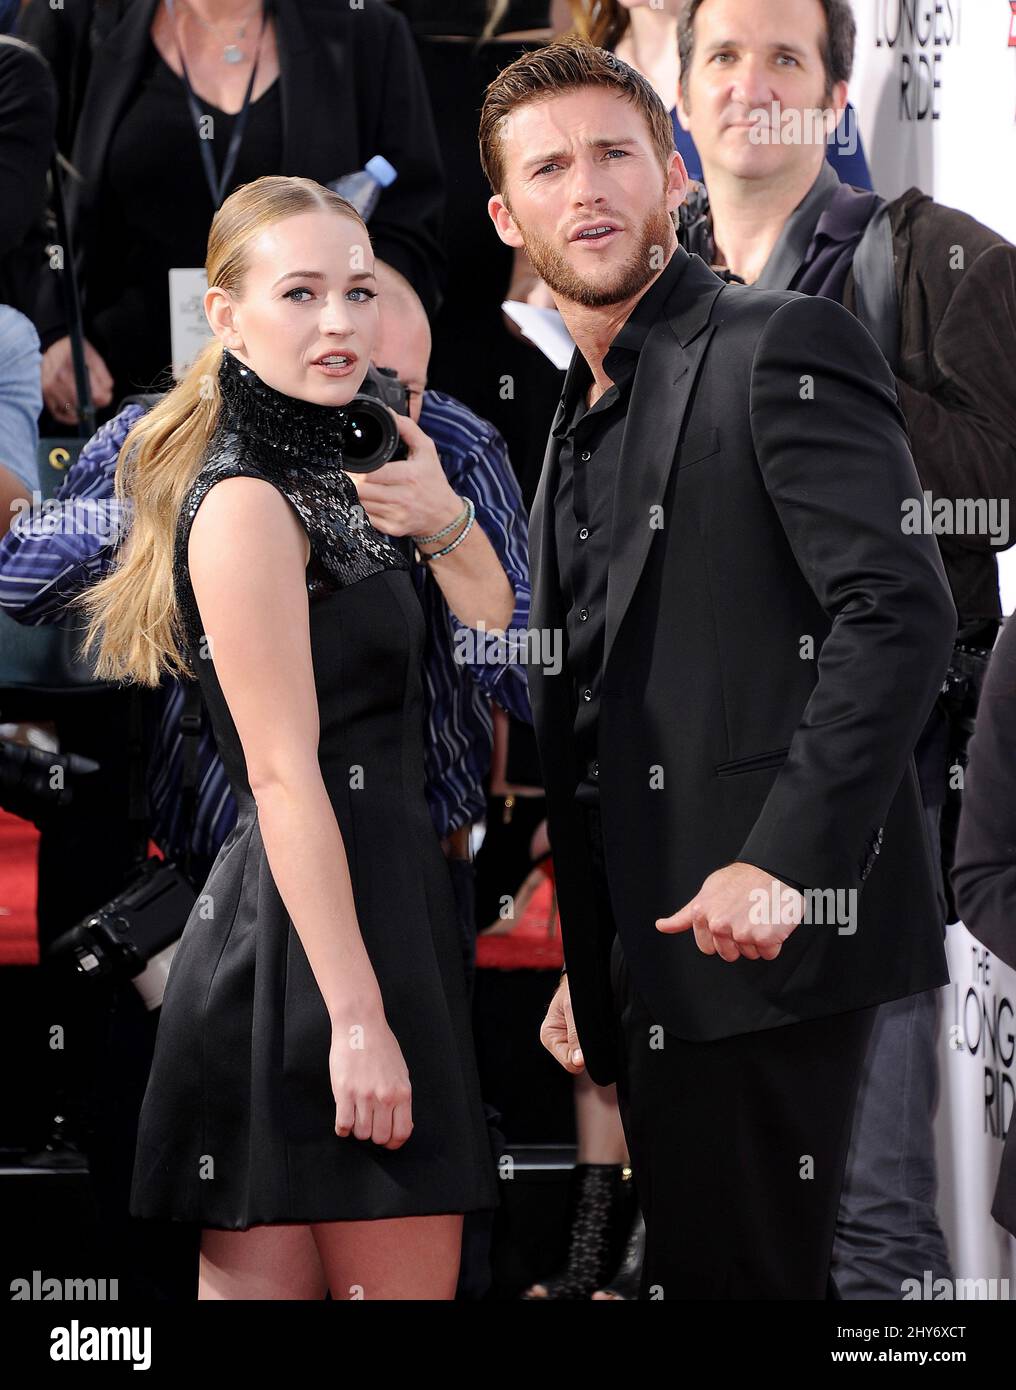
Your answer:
[126,687,152,866]
[177,681,203,884]
[125,682,205,885]
[49,151,95,439]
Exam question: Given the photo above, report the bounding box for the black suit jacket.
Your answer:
[17,0,445,339]
[528,247,958,1086]
[951,618,1016,1239]
[0,36,57,319]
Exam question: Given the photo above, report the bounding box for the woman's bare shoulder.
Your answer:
[185,468,312,572]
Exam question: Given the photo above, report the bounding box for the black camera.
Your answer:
[48,855,197,1011]
[339,364,409,473]
[0,735,99,826]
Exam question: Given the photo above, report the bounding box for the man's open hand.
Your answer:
[539,975,585,1074]
[655,862,804,962]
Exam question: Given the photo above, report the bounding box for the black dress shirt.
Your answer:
[553,250,686,807]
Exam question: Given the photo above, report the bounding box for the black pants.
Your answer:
[582,802,876,1300]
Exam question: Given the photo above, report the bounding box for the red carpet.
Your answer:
[0,808,40,965]
[475,862,564,970]
[0,802,563,971]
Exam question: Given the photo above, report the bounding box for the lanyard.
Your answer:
[164,0,268,210]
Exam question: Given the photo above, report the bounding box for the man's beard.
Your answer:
[510,202,675,308]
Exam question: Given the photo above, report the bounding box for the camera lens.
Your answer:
[339,395,401,472]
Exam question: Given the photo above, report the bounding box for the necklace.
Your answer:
[169,0,261,65]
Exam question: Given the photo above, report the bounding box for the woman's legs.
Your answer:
[198,1212,464,1300]
[199,1223,328,1300]
[311,1214,464,1300]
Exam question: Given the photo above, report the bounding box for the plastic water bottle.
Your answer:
[327,155,397,221]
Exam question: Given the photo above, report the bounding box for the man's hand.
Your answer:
[539,974,585,1074]
[345,410,461,540]
[655,862,804,962]
[41,335,114,426]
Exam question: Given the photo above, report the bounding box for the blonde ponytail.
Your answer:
[72,336,226,687]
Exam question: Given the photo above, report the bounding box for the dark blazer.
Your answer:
[0,36,57,319]
[527,247,958,1087]
[844,189,1016,634]
[951,619,1016,1239]
[17,0,445,339]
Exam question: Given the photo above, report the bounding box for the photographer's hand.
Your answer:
[346,411,515,632]
[345,410,460,542]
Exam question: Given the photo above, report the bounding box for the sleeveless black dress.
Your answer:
[129,349,499,1229]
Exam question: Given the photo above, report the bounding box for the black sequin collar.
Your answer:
[215,347,351,467]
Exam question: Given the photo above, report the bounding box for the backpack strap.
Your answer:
[851,200,901,374]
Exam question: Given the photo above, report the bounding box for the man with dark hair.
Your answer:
[678,0,858,97]
[480,38,957,1298]
[674,0,1016,1298]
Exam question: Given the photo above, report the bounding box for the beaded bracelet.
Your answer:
[417,498,476,562]
[412,497,469,545]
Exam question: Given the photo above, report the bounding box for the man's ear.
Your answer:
[829,79,848,125]
[675,77,692,132]
[488,194,525,250]
[665,149,689,214]
[204,285,243,350]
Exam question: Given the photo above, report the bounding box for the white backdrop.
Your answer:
[849,2,1016,1286]
[934,931,1016,1288]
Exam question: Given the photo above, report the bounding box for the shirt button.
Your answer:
[579,607,589,621]
[579,449,591,461]
[582,688,592,701]
[578,527,589,541]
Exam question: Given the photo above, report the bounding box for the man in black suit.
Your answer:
[480,42,957,1298]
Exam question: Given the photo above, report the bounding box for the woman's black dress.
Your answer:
[129,349,499,1228]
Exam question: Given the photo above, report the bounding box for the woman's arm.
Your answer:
[187,475,384,1027]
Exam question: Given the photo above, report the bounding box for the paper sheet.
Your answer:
[502,300,575,371]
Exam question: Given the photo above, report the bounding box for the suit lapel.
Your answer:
[73,0,161,216]
[529,254,726,728]
[602,316,713,676]
[527,344,583,733]
[602,255,725,676]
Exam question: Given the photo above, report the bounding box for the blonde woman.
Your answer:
[75,175,498,1300]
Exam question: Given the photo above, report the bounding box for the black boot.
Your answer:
[593,1207,646,1300]
[521,1162,637,1299]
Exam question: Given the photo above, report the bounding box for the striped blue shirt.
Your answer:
[0,393,532,869]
